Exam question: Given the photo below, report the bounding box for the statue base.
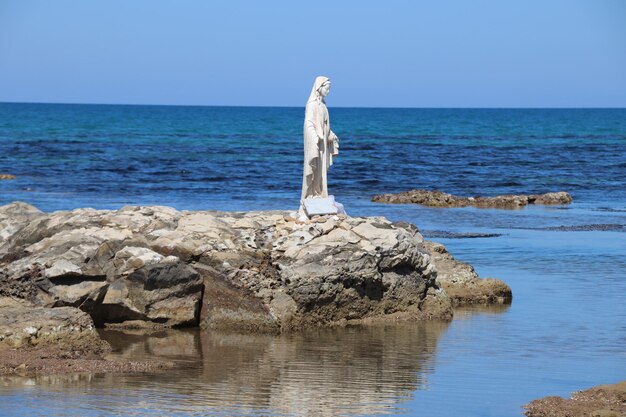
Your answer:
[301,195,346,218]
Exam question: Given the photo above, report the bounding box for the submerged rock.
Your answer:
[524,381,626,417]
[421,230,504,239]
[0,202,510,332]
[372,189,572,209]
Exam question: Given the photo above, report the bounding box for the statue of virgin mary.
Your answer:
[299,76,340,217]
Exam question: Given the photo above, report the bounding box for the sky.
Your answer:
[0,0,625,107]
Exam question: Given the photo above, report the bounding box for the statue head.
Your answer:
[308,76,331,103]
[320,81,331,97]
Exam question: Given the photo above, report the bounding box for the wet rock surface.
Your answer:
[0,300,107,353]
[424,241,512,306]
[0,202,499,333]
[0,299,173,376]
[524,381,626,417]
[372,189,572,209]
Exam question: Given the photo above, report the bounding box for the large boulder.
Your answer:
[97,262,203,326]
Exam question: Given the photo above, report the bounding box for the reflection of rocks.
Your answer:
[1,202,457,332]
[86,323,446,416]
[524,380,626,417]
[424,241,512,306]
[99,329,201,360]
[372,189,572,209]
[1,323,450,415]
[199,324,448,416]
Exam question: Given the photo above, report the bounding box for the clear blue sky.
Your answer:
[1,0,625,107]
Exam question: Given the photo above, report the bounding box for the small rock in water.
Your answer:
[0,174,16,180]
[372,189,573,209]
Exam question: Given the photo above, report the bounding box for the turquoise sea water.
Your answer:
[0,103,625,416]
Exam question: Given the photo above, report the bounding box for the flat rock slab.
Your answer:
[372,189,572,209]
[303,197,339,216]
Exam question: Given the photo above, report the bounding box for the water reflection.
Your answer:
[0,322,451,416]
[453,303,511,319]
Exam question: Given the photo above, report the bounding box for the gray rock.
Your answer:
[0,201,510,331]
[0,304,109,353]
[98,263,203,327]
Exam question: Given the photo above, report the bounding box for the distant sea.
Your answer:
[1,103,625,213]
[0,103,625,417]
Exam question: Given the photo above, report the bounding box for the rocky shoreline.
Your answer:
[524,381,626,417]
[0,201,510,375]
[372,189,572,209]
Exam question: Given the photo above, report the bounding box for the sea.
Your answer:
[0,103,625,416]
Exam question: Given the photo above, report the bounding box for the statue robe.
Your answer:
[301,77,338,204]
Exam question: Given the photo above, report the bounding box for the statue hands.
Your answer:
[330,131,339,155]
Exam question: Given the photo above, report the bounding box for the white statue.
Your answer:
[299,76,344,219]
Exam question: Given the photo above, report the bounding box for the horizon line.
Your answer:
[1,100,625,110]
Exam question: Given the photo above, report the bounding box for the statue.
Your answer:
[299,76,344,220]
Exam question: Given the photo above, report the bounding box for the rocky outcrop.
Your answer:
[0,202,463,332]
[524,381,626,417]
[0,298,174,376]
[0,174,16,180]
[424,241,512,306]
[372,189,572,209]
[0,301,108,353]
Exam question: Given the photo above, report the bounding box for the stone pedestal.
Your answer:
[304,197,338,216]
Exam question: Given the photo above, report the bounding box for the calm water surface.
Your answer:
[0,104,624,416]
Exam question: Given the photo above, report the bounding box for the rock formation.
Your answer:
[0,299,107,353]
[0,202,511,334]
[424,241,512,306]
[524,381,626,417]
[372,189,572,209]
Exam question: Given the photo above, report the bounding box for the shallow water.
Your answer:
[0,104,625,416]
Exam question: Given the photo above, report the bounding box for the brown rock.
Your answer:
[0,174,16,180]
[524,381,626,417]
[424,240,512,306]
[0,305,108,354]
[372,189,572,209]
